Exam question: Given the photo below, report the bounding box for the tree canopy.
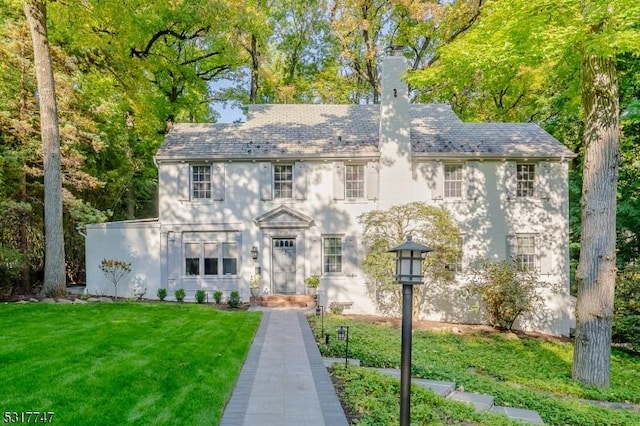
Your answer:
[2,4,640,386]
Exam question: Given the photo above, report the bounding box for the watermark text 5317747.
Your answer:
[3,412,55,423]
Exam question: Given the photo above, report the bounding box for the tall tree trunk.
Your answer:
[249,33,259,103]
[572,54,619,387]
[23,0,66,297]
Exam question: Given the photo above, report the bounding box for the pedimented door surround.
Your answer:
[255,206,314,295]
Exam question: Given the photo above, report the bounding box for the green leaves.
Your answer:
[358,202,461,316]
[464,259,548,330]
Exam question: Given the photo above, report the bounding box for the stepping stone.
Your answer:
[16,300,28,304]
[57,298,73,304]
[99,297,113,303]
[491,406,544,424]
[29,298,39,302]
[73,299,88,304]
[373,369,456,396]
[41,298,56,304]
[324,357,361,367]
[87,297,100,302]
[448,391,495,412]
[414,378,456,396]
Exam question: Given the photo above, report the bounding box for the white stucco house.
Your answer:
[85,47,576,336]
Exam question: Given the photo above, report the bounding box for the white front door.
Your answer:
[272,238,296,294]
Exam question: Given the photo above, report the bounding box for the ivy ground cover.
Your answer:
[0,303,261,425]
[314,316,640,425]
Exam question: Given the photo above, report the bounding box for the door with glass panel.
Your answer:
[272,238,296,294]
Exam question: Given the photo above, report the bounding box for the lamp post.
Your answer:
[388,236,433,426]
[337,325,350,368]
[315,305,324,338]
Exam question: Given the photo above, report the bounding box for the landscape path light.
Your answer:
[388,236,433,426]
[315,305,325,338]
[337,325,350,368]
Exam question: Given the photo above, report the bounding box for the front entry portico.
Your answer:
[254,205,315,296]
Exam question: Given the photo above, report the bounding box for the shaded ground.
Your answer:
[344,314,573,344]
[333,314,640,415]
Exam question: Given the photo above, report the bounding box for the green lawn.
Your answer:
[313,315,640,425]
[0,302,261,425]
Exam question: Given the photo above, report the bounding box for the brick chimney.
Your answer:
[378,45,412,209]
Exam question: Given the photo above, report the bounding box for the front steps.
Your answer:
[255,294,315,308]
[323,358,544,424]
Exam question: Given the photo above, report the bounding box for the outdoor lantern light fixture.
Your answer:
[337,325,350,368]
[388,236,433,426]
[391,236,431,285]
[251,246,258,260]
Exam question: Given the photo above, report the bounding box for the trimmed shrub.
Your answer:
[195,289,206,304]
[228,290,241,308]
[213,290,223,304]
[157,288,167,301]
[175,288,186,302]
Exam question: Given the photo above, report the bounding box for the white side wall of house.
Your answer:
[409,159,571,336]
[85,221,161,298]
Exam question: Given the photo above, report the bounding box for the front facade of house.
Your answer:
[85,48,576,336]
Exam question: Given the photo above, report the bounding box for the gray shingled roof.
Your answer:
[155,103,575,161]
[412,123,575,157]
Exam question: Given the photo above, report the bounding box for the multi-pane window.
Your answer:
[222,243,238,275]
[185,243,200,275]
[192,165,211,199]
[274,164,293,199]
[184,242,237,276]
[516,235,536,270]
[444,164,463,198]
[204,243,218,275]
[516,164,535,197]
[345,164,365,199]
[445,236,463,272]
[324,237,342,274]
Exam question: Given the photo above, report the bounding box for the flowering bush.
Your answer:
[250,274,261,289]
[129,282,147,300]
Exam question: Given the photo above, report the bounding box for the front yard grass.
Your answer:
[0,302,261,425]
[313,315,640,425]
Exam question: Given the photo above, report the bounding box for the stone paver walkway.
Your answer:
[220,309,348,426]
